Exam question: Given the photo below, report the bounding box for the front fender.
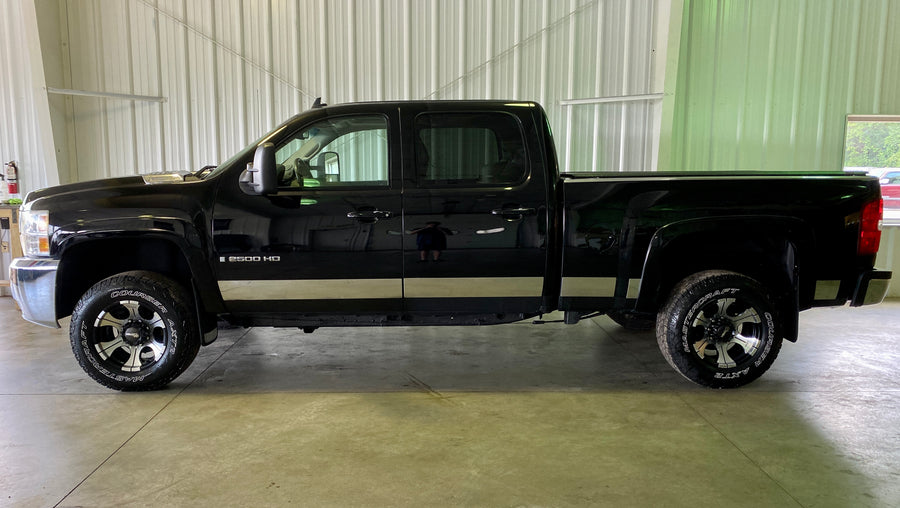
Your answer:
[54,217,223,318]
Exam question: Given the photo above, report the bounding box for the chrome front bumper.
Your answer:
[9,258,60,328]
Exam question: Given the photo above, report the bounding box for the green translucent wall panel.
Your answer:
[666,0,900,171]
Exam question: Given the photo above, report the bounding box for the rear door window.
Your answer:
[414,112,528,186]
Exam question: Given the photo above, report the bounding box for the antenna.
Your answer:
[311,97,327,109]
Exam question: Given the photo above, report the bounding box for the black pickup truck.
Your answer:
[10,100,891,390]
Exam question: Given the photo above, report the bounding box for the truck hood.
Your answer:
[25,173,190,203]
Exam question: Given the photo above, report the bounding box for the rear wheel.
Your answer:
[70,271,200,391]
[656,271,782,388]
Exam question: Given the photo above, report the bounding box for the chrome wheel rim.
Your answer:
[686,296,764,370]
[92,300,169,373]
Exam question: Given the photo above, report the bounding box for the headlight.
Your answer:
[19,209,51,256]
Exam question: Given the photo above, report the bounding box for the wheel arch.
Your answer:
[635,216,812,342]
[56,234,223,323]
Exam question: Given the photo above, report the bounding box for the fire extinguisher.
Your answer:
[5,161,18,197]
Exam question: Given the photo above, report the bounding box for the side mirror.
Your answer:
[239,143,277,195]
[318,151,340,183]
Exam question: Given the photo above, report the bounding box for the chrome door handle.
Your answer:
[491,207,535,220]
[347,210,393,221]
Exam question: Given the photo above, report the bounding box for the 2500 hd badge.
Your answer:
[221,256,282,263]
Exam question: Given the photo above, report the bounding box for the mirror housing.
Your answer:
[239,143,277,195]
[318,151,340,183]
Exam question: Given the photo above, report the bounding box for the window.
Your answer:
[415,112,528,186]
[274,115,389,188]
[843,115,900,220]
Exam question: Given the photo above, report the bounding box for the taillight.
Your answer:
[858,198,883,257]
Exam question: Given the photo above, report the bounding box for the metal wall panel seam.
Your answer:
[376,0,384,99]
[873,0,889,112]
[846,0,861,113]
[266,0,275,130]
[485,0,494,97]
[539,0,549,106]
[59,0,77,184]
[760,3,778,170]
[705,0,722,172]
[239,0,249,144]
[513,0,522,99]
[181,0,194,173]
[345,1,355,102]
[210,0,221,159]
[813,1,835,171]
[404,0,412,99]
[563,0,576,174]
[93,0,111,179]
[458,0,465,99]
[620,0,634,173]
[125,0,138,174]
[318,0,328,103]
[734,1,750,169]
[153,0,167,177]
[675,0,691,171]
[787,0,807,170]
[591,1,604,173]
[431,0,439,99]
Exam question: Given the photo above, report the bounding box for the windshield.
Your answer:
[200,114,303,180]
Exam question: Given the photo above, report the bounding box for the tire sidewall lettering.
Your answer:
[753,311,775,367]
[662,272,783,387]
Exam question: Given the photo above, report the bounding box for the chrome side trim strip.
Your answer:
[219,277,546,300]
[560,277,641,298]
[563,174,873,184]
[404,277,544,298]
[561,277,616,297]
[218,279,403,300]
[626,278,641,299]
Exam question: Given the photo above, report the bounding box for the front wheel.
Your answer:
[656,271,783,388]
[70,271,201,391]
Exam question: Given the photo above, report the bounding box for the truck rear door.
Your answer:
[400,105,550,316]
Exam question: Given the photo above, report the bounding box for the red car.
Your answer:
[883,183,900,208]
[881,173,900,208]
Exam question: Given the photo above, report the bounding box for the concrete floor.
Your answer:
[1,298,899,507]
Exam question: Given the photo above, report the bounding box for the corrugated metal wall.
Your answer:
[50,0,666,184]
[0,0,59,196]
[666,0,900,172]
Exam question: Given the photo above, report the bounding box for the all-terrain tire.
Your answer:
[656,270,783,388]
[69,271,201,391]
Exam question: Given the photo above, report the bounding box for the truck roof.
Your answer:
[308,99,543,113]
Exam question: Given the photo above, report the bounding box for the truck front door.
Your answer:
[212,112,403,320]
